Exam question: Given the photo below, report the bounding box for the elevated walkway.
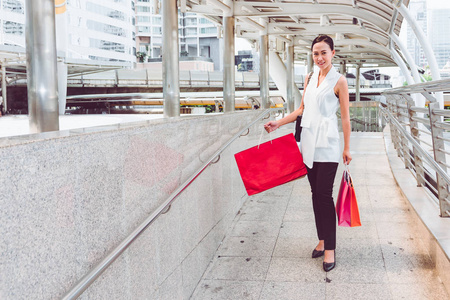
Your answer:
[1,110,449,299]
[191,127,449,300]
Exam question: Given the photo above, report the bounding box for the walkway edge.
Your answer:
[383,124,450,294]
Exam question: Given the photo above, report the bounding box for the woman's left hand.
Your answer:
[343,149,352,165]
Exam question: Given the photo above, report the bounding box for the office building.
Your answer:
[0,0,136,63]
[406,0,428,69]
[428,8,450,69]
[135,0,222,70]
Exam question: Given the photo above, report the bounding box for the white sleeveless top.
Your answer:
[300,67,343,168]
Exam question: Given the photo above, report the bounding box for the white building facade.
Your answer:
[406,0,427,69]
[0,0,136,63]
[135,0,222,70]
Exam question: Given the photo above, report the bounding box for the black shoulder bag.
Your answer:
[294,71,313,142]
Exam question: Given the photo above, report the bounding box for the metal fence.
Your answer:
[381,79,450,217]
[348,101,386,132]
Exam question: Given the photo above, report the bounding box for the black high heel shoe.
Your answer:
[312,249,325,258]
[323,251,336,272]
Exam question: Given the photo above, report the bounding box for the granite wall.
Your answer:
[0,110,268,299]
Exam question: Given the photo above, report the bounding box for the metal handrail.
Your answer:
[381,106,450,186]
[382,77,450,94]
[61,108,282,299]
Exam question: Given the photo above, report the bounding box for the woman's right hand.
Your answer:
[264,121,280,133]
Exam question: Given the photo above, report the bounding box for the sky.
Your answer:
[427,0,450,10]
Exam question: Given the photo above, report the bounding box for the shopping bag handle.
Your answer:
[257,127,272,149]
[343,163,353,185]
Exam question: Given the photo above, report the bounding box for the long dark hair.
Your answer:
[311,35,334,51]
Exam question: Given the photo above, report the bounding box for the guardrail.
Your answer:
[64,69,300,89]
[381,79,450,217]
[60,107,283,299]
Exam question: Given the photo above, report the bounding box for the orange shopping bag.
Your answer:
[336,165,361,227]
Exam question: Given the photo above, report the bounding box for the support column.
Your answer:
[162,0,180,117]
[25,0,59,133]
[339,60,346,76]
[1,60,6,114]
[355,64,361,102]
[306,52,313,74]
[391,34,425,117]
[286,43,295,113]
[223,16,235,112]
[260,34,270,109]
[391,48,414,85]
[55,0,68,115]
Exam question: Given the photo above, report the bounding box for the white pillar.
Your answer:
[223,16,235,112]
[55,0,68,115]
[1,60,6,114]
[162,0,180,117]
[391,34,425,115]
[391,48,415,85]
[269,49,302,106]
[391,34,421,83]
[286,43,295,113]
[306,52,313,74]
[339,60,346,76]
[25,0,60,133]
[355,64,361,102]
[260,34,270,109]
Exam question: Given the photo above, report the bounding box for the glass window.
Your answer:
[87,20,127,37]
[199,18,212,25]
[152,17,161,25]
[3,21,23,35]
[3,0,24,14]
[136,6,151,12]
[185,28,197,36]
[86,2,125,21]
[152,26,162,35]
[138,26,151,33]
[200,27,217,35]
[137,16,150,23]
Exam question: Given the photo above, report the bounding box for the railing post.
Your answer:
[405,94,425,187]
[428,102,450,217]
[390,95,402,158]
[397,95,411,169]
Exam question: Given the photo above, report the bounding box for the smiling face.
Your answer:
[312,41,335,71]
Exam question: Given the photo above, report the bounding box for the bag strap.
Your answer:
[306,71,314,86]
[344,163,353,185]
[258,127,272,149]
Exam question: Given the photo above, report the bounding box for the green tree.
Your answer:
[136,51,147,63]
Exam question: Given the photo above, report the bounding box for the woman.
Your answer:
[264,35,351,272]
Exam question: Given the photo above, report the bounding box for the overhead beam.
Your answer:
[233,3,390,31]
[190,3,391,32]
[208,0,231,15]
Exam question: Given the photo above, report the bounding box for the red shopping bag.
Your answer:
[336,166,361,227]
[234,133,307,196]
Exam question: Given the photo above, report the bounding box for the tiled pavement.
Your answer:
[191,130,450,300]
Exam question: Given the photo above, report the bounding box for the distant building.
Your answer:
[0,0,26,47]
[0,0,136,63]
[67,0,136,63]
[135,2,222,70]
[235,50,253,72]
[428,8,450,69]
[406,0,428,69]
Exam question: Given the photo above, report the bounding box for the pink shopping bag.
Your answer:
[336,165,361,227]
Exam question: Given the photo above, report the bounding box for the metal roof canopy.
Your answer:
[187,0,411,68]
[0,44,132,80]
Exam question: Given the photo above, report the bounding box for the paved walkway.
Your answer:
[191,129,449,300]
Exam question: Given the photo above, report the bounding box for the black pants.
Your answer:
[306,162,339,250]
